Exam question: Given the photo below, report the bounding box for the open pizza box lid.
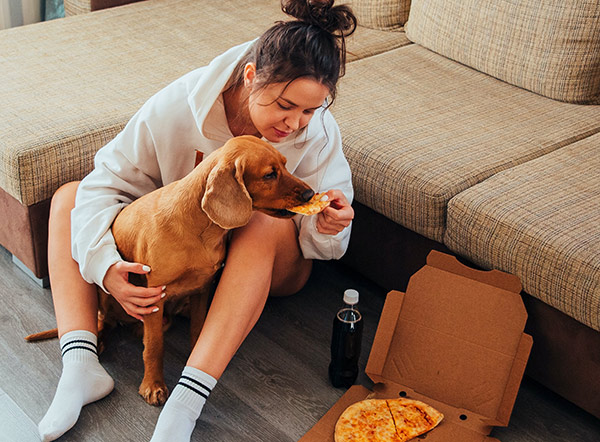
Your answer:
[300,250,532,441]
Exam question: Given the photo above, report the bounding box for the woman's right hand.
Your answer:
[103,261,166,321]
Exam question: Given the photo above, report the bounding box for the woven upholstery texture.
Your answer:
[444,135,600,331]
[346,0,411,30]
[0,0,405,206]
[332,44,600,242]
[405,0,600,104]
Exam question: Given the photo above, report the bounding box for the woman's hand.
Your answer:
[316,189,354,235]
[103,261,165,321]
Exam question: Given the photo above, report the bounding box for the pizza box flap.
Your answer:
[365,251,532,430]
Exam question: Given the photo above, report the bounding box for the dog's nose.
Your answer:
[302,189,315,202]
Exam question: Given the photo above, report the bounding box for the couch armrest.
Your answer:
[64,0,144,16]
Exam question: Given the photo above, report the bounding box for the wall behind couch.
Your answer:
[0,0,63,29]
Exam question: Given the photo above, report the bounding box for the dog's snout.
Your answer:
[302,189,315,202]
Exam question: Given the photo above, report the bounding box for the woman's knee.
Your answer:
[50,181,80,218]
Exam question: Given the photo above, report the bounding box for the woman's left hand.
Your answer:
[316,189,354,235]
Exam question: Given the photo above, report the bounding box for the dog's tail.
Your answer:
[25,328,59,341]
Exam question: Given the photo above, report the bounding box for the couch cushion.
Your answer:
[444,135,600,332]
[0,0,406,206]
[345,0,411,30]
[405,0,600,104]
[332,44,600,242]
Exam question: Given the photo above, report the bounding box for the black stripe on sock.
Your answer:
[61,344,98,357]
[180,375,212,395]
[177,381,209,400]
[61,339,98,352]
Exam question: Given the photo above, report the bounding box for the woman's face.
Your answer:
[245,66,330,143]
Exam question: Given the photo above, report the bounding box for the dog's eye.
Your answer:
[263,170,278,180]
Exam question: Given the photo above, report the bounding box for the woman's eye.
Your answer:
[277,102,291,111]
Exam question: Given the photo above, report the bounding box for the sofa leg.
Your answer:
[12,255,49,288]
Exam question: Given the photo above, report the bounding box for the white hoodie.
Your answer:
[71,40,354,291]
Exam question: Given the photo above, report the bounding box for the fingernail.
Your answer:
[321,195,329,201]
[152,307,159,313]
[142,265,151,272]
[161,293,166,299]
[162,285,167,290]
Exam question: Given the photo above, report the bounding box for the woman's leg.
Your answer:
[48,181,99,336]
[150,212,311,442]
[38,182,114,442]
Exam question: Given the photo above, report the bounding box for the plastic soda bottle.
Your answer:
[328,289,363,388]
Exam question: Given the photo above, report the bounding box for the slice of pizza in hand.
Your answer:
[334,398,443,442]
[288,192,330,216]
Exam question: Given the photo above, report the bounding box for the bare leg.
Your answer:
[38,182,114,442]
[187,211,312,378]
[48,181,99,337]
[150,212,311,442]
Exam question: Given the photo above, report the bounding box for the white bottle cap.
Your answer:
[343,289,359,305]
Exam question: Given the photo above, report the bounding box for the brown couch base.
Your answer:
[342,201,600,419]
[0,187,50,279]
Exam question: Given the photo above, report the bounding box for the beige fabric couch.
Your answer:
[1,0,598,418]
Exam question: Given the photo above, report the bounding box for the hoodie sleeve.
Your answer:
[71,107,164,292]
[292,111,354,260]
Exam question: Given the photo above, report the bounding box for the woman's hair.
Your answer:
[228,0,357,105]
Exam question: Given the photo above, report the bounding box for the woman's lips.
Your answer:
[273,128,291,138]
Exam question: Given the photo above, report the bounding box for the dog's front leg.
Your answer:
[139,298,169,406]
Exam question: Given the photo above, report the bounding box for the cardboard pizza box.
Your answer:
[300,250,532,441]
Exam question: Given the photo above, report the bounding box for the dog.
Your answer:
[26,135,316,406]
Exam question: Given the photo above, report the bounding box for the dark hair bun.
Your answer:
[281,0,357,36]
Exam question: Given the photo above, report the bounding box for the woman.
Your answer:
[38,1,357,441]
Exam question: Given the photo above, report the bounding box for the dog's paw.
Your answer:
[139,380,169,406]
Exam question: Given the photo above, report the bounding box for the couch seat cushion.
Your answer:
[0,0,406,206]
[405,0,600,104]
[332,44,600,242]
[444,135,600,331]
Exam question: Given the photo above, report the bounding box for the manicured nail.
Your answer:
[142,265,151,272]
[162,285,167,290]
[152,307,159,313]
[161,293,166,299]
[320,195,329,201]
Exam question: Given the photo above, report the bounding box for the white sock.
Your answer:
[150,366,217,442]
[38,330,114,442]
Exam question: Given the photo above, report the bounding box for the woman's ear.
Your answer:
[243,62,256,88]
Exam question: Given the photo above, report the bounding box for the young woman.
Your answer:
[38,1,357,441]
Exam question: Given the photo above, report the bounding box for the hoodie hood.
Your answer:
[188,39,256,139]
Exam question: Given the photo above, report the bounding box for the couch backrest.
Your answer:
[346,0,411,30]
[405,0,600,104]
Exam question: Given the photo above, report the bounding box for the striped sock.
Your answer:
[150,366,217,442]
[38,330,114,442]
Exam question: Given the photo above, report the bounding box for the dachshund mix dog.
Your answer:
[27,135,316,406]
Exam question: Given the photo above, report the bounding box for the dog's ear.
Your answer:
[202,158,252,229]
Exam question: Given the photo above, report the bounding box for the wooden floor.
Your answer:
[1,245,598,442]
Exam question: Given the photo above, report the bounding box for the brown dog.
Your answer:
[27,135,315,406]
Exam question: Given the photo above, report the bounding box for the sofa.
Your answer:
[1,0,598,418]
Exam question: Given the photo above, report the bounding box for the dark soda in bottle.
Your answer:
[329,289,363,388]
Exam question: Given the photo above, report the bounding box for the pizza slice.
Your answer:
[386,398,444,441]
[288,192,330,216]
[334,399,399,442]
[334,398,443,442]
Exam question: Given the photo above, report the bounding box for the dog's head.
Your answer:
[202,135,315,229]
